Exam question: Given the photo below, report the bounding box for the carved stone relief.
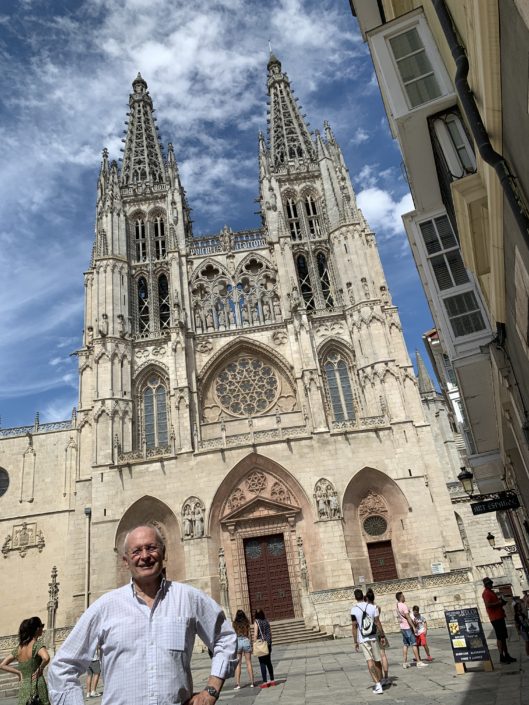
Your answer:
[182,497,205,539]
[2,522,45,558]
[314,478,341,520]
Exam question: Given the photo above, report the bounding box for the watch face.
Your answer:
[205,686,219,699]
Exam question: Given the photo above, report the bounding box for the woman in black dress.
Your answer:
[253,609,275,688]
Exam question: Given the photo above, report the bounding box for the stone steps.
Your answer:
[269,618,332,645]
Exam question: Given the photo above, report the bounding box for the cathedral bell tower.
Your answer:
[78,74,193,469]
[259,54,422,430]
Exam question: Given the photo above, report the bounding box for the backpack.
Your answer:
[360,606,377,637]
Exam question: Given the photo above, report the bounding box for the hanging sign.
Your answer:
[471,491,520,515]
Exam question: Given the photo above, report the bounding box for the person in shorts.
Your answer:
[412,605,432,661]
[232,610,255,689]
[396,592,427,669]
[86,649,101,698]
[351,588,387,695]
[482,577,516,664]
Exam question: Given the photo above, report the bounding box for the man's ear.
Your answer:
[122,553,129,566]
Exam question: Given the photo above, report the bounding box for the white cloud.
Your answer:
[350,128,369,145]
[357,187,414,238]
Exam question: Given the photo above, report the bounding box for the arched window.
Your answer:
[296,254,315,311]
[0,468,9,497]
[317,252,334,308]
[137,277,150,334]
[323,351,355,422]
[153,216,166,259]
[158,274,170,330]
[286,199,301,240]
[135,219,147,261]
[143,374,168,449]
[305,196,321,238]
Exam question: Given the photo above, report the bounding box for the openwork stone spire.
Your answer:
[267,54,315,169]
[121,73,165,186]
[416,350,436,396]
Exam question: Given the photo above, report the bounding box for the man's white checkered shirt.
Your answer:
[48,580,237,705]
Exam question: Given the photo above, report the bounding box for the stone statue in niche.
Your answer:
[183,506,193,539]
[361,278,369,299]
[193,505,204,538]
[219,547,228,589]
[182,497,205,539]
[262,300,271,322]
[297,536,309,590]
[273,297,282,320]
[314,479,341,520]
[205,308,214,330]
[290,286,301,314]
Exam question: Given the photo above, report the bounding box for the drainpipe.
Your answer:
[431,0,529,250]
[84,507,92,609]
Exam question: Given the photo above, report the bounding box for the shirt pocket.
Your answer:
[158,617,189,652]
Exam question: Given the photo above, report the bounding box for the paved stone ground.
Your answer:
[2,629,527,704]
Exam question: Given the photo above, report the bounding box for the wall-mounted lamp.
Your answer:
[458,467,474,496]
[486,532,496,548]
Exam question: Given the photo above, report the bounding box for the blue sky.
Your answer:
[0,0,435,428]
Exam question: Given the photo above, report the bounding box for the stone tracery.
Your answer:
[190,256,282,333]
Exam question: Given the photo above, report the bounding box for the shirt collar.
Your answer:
[130,575,168,599]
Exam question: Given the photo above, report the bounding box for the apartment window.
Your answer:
[419,215,469,290]
[389,27,442,108]
[433,112,476,178]
[442,354,457,387]
[444,291,486,338]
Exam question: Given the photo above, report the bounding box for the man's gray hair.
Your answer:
[122,524,166,555]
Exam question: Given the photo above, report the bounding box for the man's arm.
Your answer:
[351,616,359,652]
[48,603,101,705]
[374,616,386,645]
[483,591,504,608]
[192,592,237,704]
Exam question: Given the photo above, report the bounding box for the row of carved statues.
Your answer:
[193,293,283,332]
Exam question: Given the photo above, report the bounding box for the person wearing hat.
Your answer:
[482,577,516,664]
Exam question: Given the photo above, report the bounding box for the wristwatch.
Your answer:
[203,686,220,700]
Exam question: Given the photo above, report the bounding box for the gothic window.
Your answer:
[497,512,513,540]
[316,252,334,308]
[142,374,168,449]
[322,351,355,422]
[135,219,147,261]
[305,196,321,238]
[0,468,9,497]
[158,274,170,330]
[137,277,150,334]
[215,356,279,417]
[153,216,166,259]
[286,199,301,240]
[296,254,315,311]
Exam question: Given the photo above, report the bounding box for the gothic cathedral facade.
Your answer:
[1,58,491,639]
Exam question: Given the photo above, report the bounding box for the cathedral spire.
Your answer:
[266,54,315,169]
[120,73,165,186]
[416,351,436,397]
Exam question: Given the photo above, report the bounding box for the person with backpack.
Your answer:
[366,588,390,685]
[351,588,387,695]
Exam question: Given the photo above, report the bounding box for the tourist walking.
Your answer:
[351,588,387,694]
[86,648,101,698]
[48,525,237,705]
[365,588,390,685]
[253,610,275,688]
[412,605,433,661]
[232,610,255,689]
[0,616,50,705]
[481,577,516,664]
[395,592,427,668]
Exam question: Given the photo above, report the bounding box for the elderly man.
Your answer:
[48,525,237,705]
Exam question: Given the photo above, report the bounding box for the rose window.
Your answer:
[215,356,279,417]
[363,515,388,536]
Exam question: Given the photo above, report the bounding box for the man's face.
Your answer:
[122,527,165,583]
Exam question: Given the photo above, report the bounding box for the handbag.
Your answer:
[26,678,42,705]
[253,621,269,657]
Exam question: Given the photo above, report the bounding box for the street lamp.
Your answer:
[458,467,474,496]
[486,532,496,548]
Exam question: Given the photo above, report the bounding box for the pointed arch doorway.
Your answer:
[210,454,316,622]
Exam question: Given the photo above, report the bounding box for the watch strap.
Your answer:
[204,686,220,700]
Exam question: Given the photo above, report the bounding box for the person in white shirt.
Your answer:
[412,606,432,662]
[351,588,387,695]
[48,525,237,705]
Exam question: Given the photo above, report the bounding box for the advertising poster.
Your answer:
[444,608,491,663]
